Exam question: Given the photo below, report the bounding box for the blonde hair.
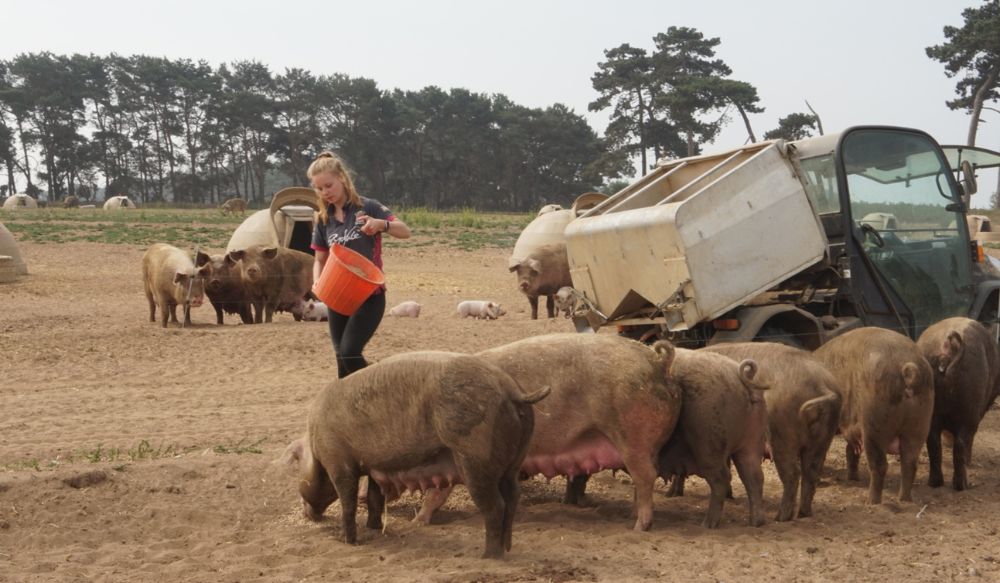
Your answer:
[307,151,362,224]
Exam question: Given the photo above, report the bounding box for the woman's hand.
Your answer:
[356,212,386,236]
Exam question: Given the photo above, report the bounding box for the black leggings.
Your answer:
[328,292,386,378]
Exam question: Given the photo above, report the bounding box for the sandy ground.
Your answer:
[2,238,1000,583]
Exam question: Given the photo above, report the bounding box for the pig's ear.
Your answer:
[508,262,521,273]
[263,247,279,259]
[228,250,245,262]
[196,263,211,277]
[195,250,210,266]
[173,272,189,285]
[275,437,306,473]
[527,258,541,273]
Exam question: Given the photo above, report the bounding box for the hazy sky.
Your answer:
[1,0,994,200]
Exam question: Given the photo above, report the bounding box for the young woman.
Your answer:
[308,152,411,377]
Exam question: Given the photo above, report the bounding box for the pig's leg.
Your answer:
[701,463,731,528]
[365,479,385,530]
[732,451,765,527]
[264,303,274,323]
[863,437,888,505]
[213,303,224,325]
[951,426,975,491]
[771,445,800,522]
[846,441,861,481]
[168,302,179,323]
[463,468,507,559]
[415,485,453,525]
[666,474,685,497]
[500,469,520,552]
[239,304,254,325]
[253,301,264,324]
[182,303,192,327]
[159,299,170,328]
[622,452,659,531]
[926,423,944,487]
[798,440,830,518]
[332,472,361,544]
[898,433,923,502]
[545,293,556,319]
[528,295,539,320]
[563,475,589,505]
[147,292,157,323]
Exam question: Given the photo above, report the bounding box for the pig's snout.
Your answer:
[519,281,530,292]
[206,278,223,291]
[245,265,262,281]
[302,500,324,521]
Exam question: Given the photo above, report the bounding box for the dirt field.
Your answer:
[2,236,1000,583]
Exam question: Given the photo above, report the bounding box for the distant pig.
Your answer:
[457,300,506,320]
[509,243,572,319]
[814,327,934,504]
[658,347,769,528]
[705,342,842,521]
[141,243,206,328]
[283,351,549,558]
[389,300,422,317]
[917,317,1000,491]
[416,333,681,531]
[554,286,576,318]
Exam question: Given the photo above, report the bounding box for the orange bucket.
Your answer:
[313,244,385,316]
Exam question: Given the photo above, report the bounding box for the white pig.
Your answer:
[389,300,422,317]
[301,299,329,321]
[457,300,506,320]
[554,286,576,318]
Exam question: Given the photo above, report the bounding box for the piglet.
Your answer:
[554,286,576,318]
[457,300,506,320]
[389,300,422,318]
[301,299,329,322]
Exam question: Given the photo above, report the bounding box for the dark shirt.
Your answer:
[310,197,395,268]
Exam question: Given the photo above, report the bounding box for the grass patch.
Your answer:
[0,207,246,225]
[1,206,534,250]
[5,221,234,248]
[0,437,268,471]
[213,437,267,455]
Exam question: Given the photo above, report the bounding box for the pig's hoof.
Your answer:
[775,511,793,522]
[928,475,944,488]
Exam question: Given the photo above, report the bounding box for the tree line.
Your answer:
[0,4,994,211]
[0,54,616,210]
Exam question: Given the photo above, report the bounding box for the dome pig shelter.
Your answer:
[227,187,318,254]
[103,195,137,209]
[0,221,28,282]
[2,193,38,210]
